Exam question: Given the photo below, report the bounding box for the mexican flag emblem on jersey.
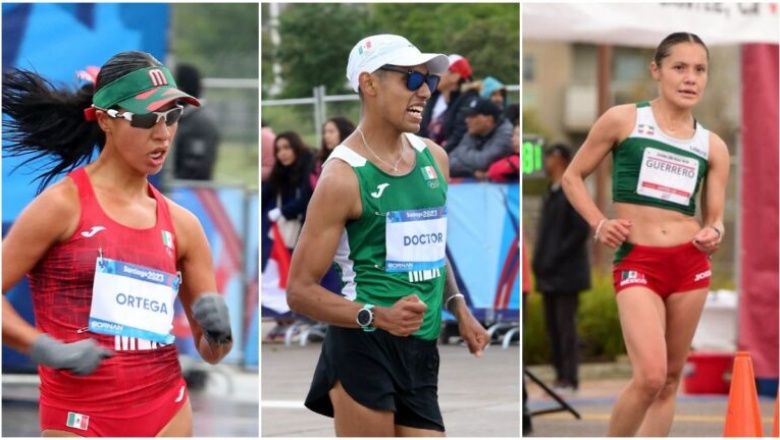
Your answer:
[621,270,644,281]
[619,270,648,287]
[421,166,437,180]
[66,412,89,430]
[162,230,174,249]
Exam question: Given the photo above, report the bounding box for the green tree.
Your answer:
[261,4,276,97]
[275,4,371,98]
[171,4,259,78]
[371,3,520,84]
[269,3,520,99]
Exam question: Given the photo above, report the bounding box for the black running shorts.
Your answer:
[304,325,445,432]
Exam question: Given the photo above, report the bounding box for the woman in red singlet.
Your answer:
[562,33,730,436]
[2,51,233,437]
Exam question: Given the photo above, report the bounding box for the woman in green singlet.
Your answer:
[561,33,730,436]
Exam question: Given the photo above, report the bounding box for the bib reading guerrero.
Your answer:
[326,134,447,340]
[612,101,710,216]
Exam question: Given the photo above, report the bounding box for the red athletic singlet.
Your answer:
[28,168,182,414]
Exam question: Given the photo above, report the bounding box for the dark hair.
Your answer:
[2,51,162,192]
[269,131,314,196]
[505,103,520,127]
[545,143,573,164]
[175,63,201,98]
[654,32,709,66]
[318,116,355,163]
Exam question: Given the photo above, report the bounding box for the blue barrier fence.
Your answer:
[261,181,521,325]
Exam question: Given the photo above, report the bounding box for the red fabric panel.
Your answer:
[739,43,779,378]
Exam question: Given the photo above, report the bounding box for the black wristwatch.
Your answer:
[357,304,376,332]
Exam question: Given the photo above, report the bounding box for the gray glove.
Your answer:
[192,293,233,345]
[30,334,113,376]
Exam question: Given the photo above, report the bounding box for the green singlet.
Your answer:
[326,133,447,340]
[612,101,710,216]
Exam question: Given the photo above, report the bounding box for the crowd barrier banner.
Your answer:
[1,3,169,372]
[261,181,521,324]
[1,222,36,372]
[169,184,248,364]
[447,182,520,322]
[243,192,260,368]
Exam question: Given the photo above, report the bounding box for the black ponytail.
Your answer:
[2,51,162,192]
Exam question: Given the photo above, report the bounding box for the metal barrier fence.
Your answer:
[261,84,520,147]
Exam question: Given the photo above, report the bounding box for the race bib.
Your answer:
[385,207,447,273]
[89,257,179,344]
[637,147,700,206]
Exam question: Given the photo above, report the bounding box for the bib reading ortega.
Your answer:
[327,133,448,341]
[612,101,710,216]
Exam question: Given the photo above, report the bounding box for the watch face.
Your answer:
[357,308,372,326]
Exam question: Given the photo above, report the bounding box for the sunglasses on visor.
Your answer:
[100,105,183,129]
[378,65,440,92]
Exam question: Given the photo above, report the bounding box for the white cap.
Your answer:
[346,34,449,93]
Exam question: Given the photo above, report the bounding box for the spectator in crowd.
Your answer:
[172,63,221,180]
[480,123,520,182]
[532,143,591,394]
[480,76,507,110]
[419,54,472,144]
[260,121,277,274]
[262,131,315,342]
[522,232,533,435]
[261,121,277,182]
[310,116,356,298]
[505,102,520,127]
[310,116,355,189]
[442,78,482,152]
[449,97,514,178]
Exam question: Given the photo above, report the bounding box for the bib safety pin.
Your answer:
[98,247,105,268]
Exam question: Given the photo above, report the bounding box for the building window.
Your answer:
[523,55,535,82]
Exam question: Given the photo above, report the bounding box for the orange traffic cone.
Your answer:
[723,352,764,437]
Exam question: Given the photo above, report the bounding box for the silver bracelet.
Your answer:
[710,225,723,239]
[594,219,607,241]
[445,293,465,311]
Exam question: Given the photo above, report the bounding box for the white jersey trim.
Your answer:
[333,230,357,300]
[404,132,428,152]
[326,134,428,169]
[326,145,368,168]
[631,105,710,160]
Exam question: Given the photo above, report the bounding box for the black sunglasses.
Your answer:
[378,65,440,92]
[100,105,183,129]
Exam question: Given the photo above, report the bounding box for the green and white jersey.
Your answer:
[612,101,710,216]
[326,133,447,340]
